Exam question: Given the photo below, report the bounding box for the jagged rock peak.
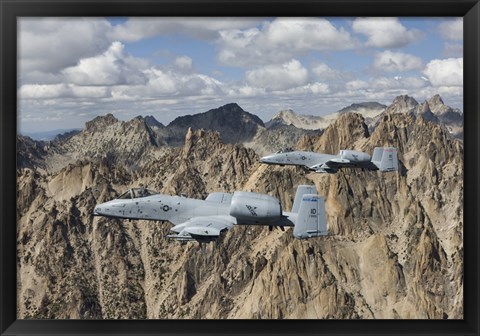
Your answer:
[415,101,439,123]
[308,112,369,153]
[167,103,264,144]
[385,95,419,114]
[85,113,119,131]
[273,108,302,119]
[271,108,319,122]
[186,127,222,144]
[428,94,444,108]
[131,115,165,130]
[416,100,431,114]
[333,111,367,126]
[169,103,264,128]
[143,115,165,128]
[266,108,330,131]
[182,127,223,158]
[427,94,462,118]
[338,102,387,114]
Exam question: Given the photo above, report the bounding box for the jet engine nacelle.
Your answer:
[229,191,282,222]
[339,150,371,162]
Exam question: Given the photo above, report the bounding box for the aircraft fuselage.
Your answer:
[259,151,335,168]
[93,193,296,227]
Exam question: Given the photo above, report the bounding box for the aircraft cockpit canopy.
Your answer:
[117,188,158,200]
[276,147,294,153]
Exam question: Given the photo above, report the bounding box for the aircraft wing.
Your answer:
[310,158,376,173]
[166,215,235,242]
[309,159,342,173]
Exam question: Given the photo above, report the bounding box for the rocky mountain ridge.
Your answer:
[166,103,264,145]
[265,108,336,130]
[267,95,462,140]
[19,103,315,172]
[17,105,463,319]
[380,95,463,139]
[20,94,462,175]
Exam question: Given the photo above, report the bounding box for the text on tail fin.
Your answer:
[293,194,327,239]
[372,147,398,172]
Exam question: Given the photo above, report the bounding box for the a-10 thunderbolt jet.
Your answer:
[259,147,398,174]
[93,185,327,243]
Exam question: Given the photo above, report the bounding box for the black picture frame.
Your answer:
[1,1,478,335]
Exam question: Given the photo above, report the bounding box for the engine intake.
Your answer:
[229,191,282,222]
[339,150,371,162]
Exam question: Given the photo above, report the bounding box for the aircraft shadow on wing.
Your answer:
[93,185,327,243]
[259,147,398,174]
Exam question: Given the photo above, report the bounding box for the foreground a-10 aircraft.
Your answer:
[93,185,327,243]
[260,147,398,174]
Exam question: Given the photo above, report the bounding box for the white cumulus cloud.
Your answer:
[62,42,148,86]
[423,58,463,87]
[352,17,422,48]
[312,62,346,81]
[374,50,423,72]
[119,67,224,98]
[438,18,463,41]
[218,18,355,67]
[245,59,309,91]
[19,18,113,75]
[174,56,193,70]
[111,17,262,42]
[19,84,110,99]
[346,80,369,91]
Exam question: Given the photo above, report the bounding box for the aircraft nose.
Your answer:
[93,205,102,216]
[259,155,272,163]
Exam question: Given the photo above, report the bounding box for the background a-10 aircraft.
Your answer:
[94,185,327,243]
[260,147,398,174]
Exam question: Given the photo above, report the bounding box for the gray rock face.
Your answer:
[415,101,440,123]
[265,109,331,130]
[338,102,387,115]
[385,95,419,114]
[143,115,165,129]
[428,94,463,127]
[167,103,264,145]
[16,102,463,320]
[372,95,463,140]
[17,135,48,170]
[44,114,161,172]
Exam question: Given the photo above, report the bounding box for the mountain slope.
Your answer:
[375,95,463,139]
[265,109,335,130]
[166,103,264,145]
[266,103,386,131]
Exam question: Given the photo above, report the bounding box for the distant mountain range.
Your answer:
[22,94,462,145]
[268,95,462,139]
[265,102,386,131]
[22,128,82,141]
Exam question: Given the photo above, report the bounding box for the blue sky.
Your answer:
[18,17,463,133]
